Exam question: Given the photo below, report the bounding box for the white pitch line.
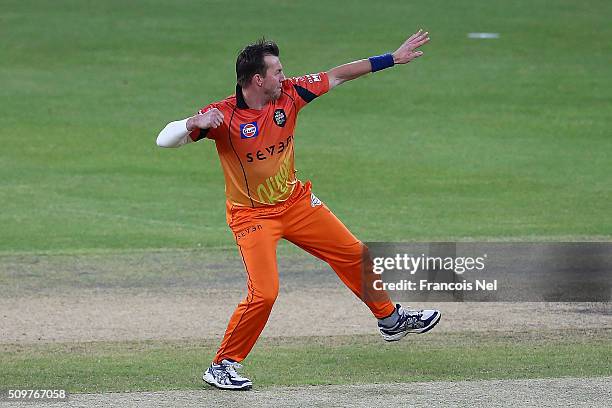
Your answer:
[468,32,500,39]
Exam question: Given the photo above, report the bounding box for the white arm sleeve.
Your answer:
[156,118,193,148]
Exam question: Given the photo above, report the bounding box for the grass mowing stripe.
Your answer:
[1,331,610,392]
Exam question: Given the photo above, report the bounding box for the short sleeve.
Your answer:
[189,103,221,141]
[285,72,330,112]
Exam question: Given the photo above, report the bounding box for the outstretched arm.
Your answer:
[326,29,430,89]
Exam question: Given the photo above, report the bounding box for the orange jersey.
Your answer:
[189,72,330,207]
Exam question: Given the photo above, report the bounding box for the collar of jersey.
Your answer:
[235,84,250,110]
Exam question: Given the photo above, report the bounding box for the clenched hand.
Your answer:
[187,108,225,131]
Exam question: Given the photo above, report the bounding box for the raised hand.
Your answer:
[392,29,430,64]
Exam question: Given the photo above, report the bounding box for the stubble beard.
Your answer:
[268,88,282,102]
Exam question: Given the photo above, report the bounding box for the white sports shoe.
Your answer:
[378,304,441,342]
[203,359,252,390]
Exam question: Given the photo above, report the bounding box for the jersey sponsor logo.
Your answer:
[299,73,321,83]
[311,193,322,207]
[273,109,287,127]
[240,122,259,139]
[256,155,293,204]
[246,135,293,162]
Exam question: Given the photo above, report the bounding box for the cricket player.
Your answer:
[156,29,440,390]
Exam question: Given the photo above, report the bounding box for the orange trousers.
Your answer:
[214,181,395,363]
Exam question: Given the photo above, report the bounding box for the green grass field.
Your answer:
[2,331,610,392]
[1,0,611,254]
[1,0,611,396]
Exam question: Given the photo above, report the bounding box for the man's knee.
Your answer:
[361,241,370,257]
[348,240,369,263]
[254,284,278,309]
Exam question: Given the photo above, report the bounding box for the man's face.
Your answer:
[262,55,285,101]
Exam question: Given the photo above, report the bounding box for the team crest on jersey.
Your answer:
[311,192,322,207]
[240,122,259,139]
[273,109,287,127]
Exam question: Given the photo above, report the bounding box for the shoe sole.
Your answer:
[381,311,442,342]
[203,373,253,391]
